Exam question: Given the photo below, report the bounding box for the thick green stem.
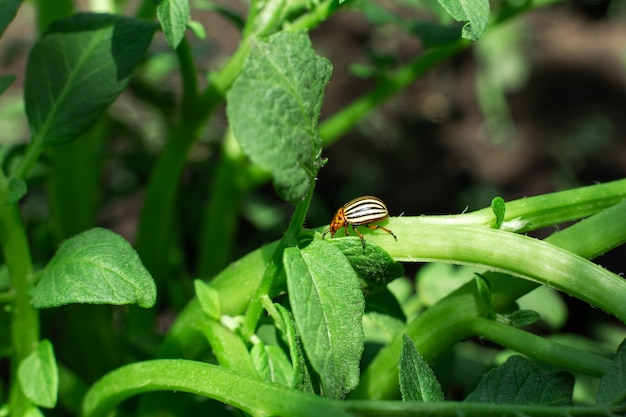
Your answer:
[465,317,612,377]
[135,39,250,281]
[83,359,349,417]
[83,359,626,417]
[353,198,626,400]
[0,176,39,416]
[196,131,251,277]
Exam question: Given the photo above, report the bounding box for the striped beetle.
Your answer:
[322,196,397,248]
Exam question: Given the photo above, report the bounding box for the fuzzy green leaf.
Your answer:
[200,319,257,375]
[274,303,314,393]
[436,0,489,41]
[465,355,574,405]
[155,0,190,49]
[32,228,156,308]
[251,342,293,386]
[491,196,505,228]
[227,31,332,204]
[399,334,444,402]
[597,339,626,405]
[284,240,364,399]
[18,340,58,408]
[474,273,495,319]
[328,237,404,294]
[194,279,221,320]
[506,309,540,328]
[25,13,157,146]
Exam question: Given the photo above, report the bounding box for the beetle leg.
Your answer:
[367,224,397,241]
[352,225,366,249]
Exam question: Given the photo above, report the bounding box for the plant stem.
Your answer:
[0,174,39,416]
[83,359,626,417]
[241,180,316,338]
[196,130,250,277]
[465,317,612,377]
[353,197,626,400]
[83,359,350,417]
[135,38,250,281]
[287,0,351,32]
[158,180,626,365]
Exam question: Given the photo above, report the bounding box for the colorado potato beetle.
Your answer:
[322,196,397,248]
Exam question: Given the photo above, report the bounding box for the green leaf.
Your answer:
[364,288,406,321]
[0,0,22,37]
[474,273,495,319]
[398,334,444,402]
[18,340,58,408]
[274,303,314,393]
[0,74,16,95]
[465,355,574,405]
[155,0,190,49]
[436,0,489,41]
[284,240,364,399]
[24,13,157,146]
[32,228,156,308]
[328,237,404,294]
[363,311,404,344]
[596,338,626,405]
[187,20,206,39]
[227,31,332,204]
[200,319,257,375]
[491,196,505,228]
[194,279,221,320]
[251,342,293,386]
[506,309,540,328]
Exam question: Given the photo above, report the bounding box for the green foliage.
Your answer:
[284,240,364,399]
[155,0,190,49]
[194,279,221,320]
[596,339,626,406]
[18,340,58,408]
[24,13,157,148]
[227,31,331,204]
[251,342,293,386]
[465,355,574,405]
[0,1,625,417]
[398,334,444,402]
[32,228,156,308]
[474,273,495,319]
[328,237,404,293]
[491,196,506,228]
[436,0,489,41]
